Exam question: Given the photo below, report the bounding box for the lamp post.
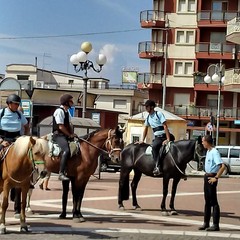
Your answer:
[204,60,225,146]
[70,42,107,118]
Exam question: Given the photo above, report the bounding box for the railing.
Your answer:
[138,41,164,55]
[227,16,240,36]
[140,10,165,22]
[196,42,236,54]
[197,10,237,22]
[224,68,240,85]
[165,105,240,119]
[137,73,162,84]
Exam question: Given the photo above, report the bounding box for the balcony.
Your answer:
[137,73,162,90]
[226,16,240,44]
[165,105,240,120]
[198,11,237,27]
[140,10,166,28]
[224,68,240,92]
[195,42,235,59]
[138,41,164,59]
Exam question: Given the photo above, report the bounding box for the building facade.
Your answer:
[138,0,240,145]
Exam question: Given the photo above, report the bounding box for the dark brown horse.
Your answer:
[44,126,124,222]
[0,136,49,234]
[118,138,206,215]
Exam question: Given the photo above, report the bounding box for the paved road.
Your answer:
[1,172,240,239]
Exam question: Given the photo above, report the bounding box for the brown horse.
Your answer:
[0,136,49,234]
[44,126,124,222]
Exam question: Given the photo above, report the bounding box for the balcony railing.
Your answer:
[198,10,237,22]
[138,41,164,55]
[140,10,165,22]
[196,42,235,54]
[224,68,240,85]
[165,105,240,119]
[137,73,162,84]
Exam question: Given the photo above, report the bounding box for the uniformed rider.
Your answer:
[52,94,76,181]
[0,94,29,142]
[140,100,171,176]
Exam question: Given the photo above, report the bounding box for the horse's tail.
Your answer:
[118,172,130,202]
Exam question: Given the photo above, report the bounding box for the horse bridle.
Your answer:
[104,129,122,157]
[4,145,38,184]
[78,129,122,157]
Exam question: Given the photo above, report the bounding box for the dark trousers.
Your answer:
[53,134,70,174]
[203,174,220,226]
[152,136,165,168]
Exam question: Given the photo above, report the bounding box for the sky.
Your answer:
[0,0,152,85]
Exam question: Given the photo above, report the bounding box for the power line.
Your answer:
[0,29,144,40]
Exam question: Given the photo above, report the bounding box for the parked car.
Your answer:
[99,153,121,172]
[215,145,240,174]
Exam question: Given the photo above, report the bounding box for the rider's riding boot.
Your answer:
[153,145,165,176]
[59,152,69,181]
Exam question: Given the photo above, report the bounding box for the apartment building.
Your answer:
[138,0,240,145]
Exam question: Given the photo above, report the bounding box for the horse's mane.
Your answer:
[13,136,36,158]
[79,129,102,140]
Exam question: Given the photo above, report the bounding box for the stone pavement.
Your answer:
[0,172,239,239]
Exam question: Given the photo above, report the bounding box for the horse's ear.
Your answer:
[30,136,36,146]
[197,136,202,144]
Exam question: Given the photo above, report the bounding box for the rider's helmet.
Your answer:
[144,100,156,108]
[6,94,21,104]
[60,94,73,106]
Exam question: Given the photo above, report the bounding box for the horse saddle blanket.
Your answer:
[46,133,80,158]
[145,142,172,156]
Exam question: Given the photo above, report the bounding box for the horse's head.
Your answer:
[28,136,50,162]
[194,136,206,169]
[105,126,125,163]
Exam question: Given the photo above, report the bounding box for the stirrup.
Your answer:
[58,173,69,181]
[153,167,161,176]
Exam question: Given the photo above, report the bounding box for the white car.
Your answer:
[215,145,240,174]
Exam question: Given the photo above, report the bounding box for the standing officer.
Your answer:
[52,94,76,181]
[139,100,171,176]
[199,135,225,231]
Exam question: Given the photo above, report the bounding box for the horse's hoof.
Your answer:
[0,226,6,234]
[26,208,33,215]
[118,205,125,210]
[133,205,142,211]
[161,211,169,216]
[14,213,20,219]
[73,217,85,223]
[20,226,30,232]
[170,210,178,215]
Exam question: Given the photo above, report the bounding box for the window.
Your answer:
[174,61,194,76]
[230,149,240,158]
[178,0,196,13]
[217,148,228,158]
[174,93,190,106]
[113,99,127,109]
[17,75,29,80]
[207,95,223,108]
[176,30,195,44]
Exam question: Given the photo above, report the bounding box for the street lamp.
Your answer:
[70,42,107,118]
[204,61,224,146]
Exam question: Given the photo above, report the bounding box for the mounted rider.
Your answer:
[139,100,171,176]
[0,94,29,142]
[52,93,77,181]
[0,93,29,216]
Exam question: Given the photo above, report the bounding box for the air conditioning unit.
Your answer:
[35,81,45,88]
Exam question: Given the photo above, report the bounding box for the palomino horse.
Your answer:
[0,136,49,234]
[44,126,124,222]
[118,138,206,215]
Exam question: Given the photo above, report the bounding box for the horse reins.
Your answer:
[77,129,122,157]
[4,144,37,184]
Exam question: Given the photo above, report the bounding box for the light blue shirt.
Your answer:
[0,107,28,132]
[205,148,223,173]
[144,111,166,136]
